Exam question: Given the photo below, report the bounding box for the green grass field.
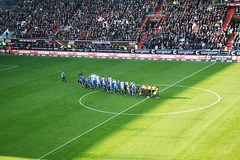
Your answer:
[0,54,239,160]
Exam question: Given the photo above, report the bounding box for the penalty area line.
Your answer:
[37,62,216,160]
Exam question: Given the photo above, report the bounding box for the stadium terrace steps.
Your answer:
[222,8,235,31]
[138,2,166,49]
[139,18,149,32]
[0,29,15,40]
[156,15,165,32]
[139,1,166,32]
[227,33,237,51]
[138,33,147,49]
[155,1,166,16]
[57,40,68,48]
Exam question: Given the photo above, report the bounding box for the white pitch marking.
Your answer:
[79,84,221,116]
[0,65,18,71]
[37,62,216,160]
[158,62,216,93]
[36,98,148,160]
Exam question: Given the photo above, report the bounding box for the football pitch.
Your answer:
[0,54,239,160]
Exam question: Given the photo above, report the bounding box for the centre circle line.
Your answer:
[37,63,216,159]
[79,84,221,116]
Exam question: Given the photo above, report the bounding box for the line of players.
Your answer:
[77,73,159,98]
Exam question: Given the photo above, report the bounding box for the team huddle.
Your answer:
[77,72,159,98]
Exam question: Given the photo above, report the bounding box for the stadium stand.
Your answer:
[56,0,162,41]
[0,0,240,52]
[15,0,80,39]
[140,0,232,50]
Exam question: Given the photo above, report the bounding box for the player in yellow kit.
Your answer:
[151,85,156,97]
[140,84,146,97]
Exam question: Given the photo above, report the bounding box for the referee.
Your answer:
[61,71,66,82]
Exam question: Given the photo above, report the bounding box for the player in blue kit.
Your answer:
[78,71,83,77]
[93,78,97,90]
[132,84,136,98]
[88,76,91,89]
[78,75,82,86]
[111,79,116,93]
[82,76,85,87]
[76,72,161,99]
[117,80,120,94]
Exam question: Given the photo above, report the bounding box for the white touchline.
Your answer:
[37,62,216,160]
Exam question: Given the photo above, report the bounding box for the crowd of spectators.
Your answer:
[15,0,81,39]
[57,0,162,41]
[232,34,240,50]
[230,23,240,50]
[1,0,240,51]
[0,0,40,35]
[140,0,233,50]
[1,0,162,41]
[0,0,85,39]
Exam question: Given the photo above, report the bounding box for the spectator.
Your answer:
[140,0,231,50]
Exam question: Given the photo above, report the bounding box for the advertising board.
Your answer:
[1,49,239,62]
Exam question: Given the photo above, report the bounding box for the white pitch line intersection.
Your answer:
[37,62,216,160]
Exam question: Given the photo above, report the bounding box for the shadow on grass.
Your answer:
[42,62,232,160]
[0,60,233,160]
[160,96,190,100]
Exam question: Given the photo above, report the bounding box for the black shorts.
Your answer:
[136,88,139,93]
